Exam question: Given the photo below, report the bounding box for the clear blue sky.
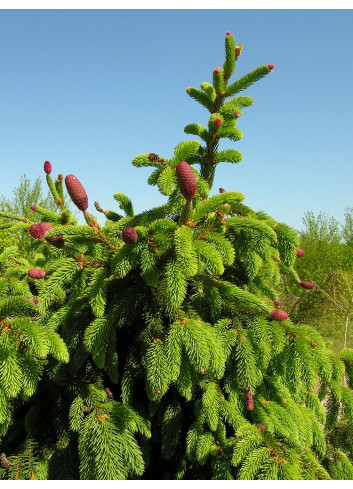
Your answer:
[1,9,352,231]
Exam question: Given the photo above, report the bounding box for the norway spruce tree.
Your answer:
[1,32,353,480]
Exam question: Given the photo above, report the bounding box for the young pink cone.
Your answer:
[65,174,88,211]
[30,205,37,211]
[256,425,265,432]
[200,369,205,375]
[267,64,275,71]
[28,269,46,279]
[29,223,45,239]
[176,161,197,201]
[300,281,315,290]
[214,119,222,127]
[226,31,232,36]
[213,67,221,74]
[296,248,305,258]
[39,222,65,249]
[271,309,288,321]
[44,160,52,174]
[122,227,138,245]
[274,300,280,307]
[247,391,254,410]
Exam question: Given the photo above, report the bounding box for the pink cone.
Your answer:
[122,227,138,245]
[296,248,305,258]
[65,174,88,212]
[213,67,221,74]
[44,161,52,174]
[214,119,222,127]
[29,223,45,239]
[300,281,315,290]
[28,269,46,279]
[267,64,275,71]
[247,391,254,410]
[30,205,37,211]
[271,310,288,321]
[176,161,197,201]
[274,300,280,307]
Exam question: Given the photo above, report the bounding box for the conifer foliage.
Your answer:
[1,33,353,480]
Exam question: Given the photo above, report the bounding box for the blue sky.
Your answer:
[0,9,352,231]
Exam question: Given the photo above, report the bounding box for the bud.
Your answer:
[156,389,162,395]
[267,64,275,71]
[65,174,88,212]
[271,310,288,321]
[226,31,232,36]
[296,248,305,258]
[186,87,191,93]
[44,160,52,174]
[28,268,46,279]
[176,161,197,201]
[148,153,161,162]
[30,205,37,211]
[256,425,265,432]
[219,188,226,193]
[200,369,205,375]
[235,43,243,57]
[247,391,254,410]
[122,227,138,245]
[214,119,222,127]
[299,281,315,290]
[213,67,221,74]
[235,111,241,117]
[274,300,280,307]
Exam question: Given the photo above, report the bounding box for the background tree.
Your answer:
[281,210,353,350]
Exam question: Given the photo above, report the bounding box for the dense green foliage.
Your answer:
[1,33,353,480]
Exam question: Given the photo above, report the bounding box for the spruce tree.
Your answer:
[1,32,353,480]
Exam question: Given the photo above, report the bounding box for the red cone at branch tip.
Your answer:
[296,248,305,258]
[257,425,265,432]
[122,227,138,245]
[30,205,37,211]
[267,64,275,71]
[65,174,88,211]
[271,310,288,321]
[44,161,52,174]
[226,31,232,36]
[300,281,315,290]
[247,391,254,410]
[200,369,205,375]
[28,269,46,279]
[156,389,162,395]
[214,119,222,127]
[176,161,197,201]
[274,300,280,307]
[235,112,241,117]
[219,188,226,193]
[213,67,221,74]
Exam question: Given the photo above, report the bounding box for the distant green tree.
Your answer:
[281,210,353,350]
